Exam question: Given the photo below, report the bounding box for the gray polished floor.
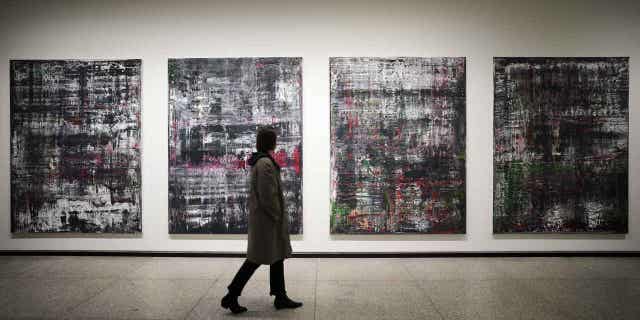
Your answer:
[0,256,638,319]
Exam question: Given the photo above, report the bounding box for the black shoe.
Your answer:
[221,293,248,314]
[274,295,303,310]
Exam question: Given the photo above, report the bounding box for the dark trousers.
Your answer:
[227,259,286,297]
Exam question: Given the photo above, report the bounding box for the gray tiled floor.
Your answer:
[0,256,638,319]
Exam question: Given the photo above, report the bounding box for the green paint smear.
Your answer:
[330,201,353,231]
[497,162,526,218]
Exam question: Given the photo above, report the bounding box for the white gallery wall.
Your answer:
[1,0,638,252]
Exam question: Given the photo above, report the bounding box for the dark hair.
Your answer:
[256,127,277,152]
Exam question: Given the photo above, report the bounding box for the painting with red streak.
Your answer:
[168,58,303,234]
[330,57,466,234]
[10,60,142,233]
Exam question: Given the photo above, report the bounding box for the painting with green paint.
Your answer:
[330,57,466,234]
[493,57,628,233]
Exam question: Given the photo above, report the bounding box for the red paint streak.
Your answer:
[237,158,246,170]
[274,148,288,168]
[292,146,301,175]
[345,96,353,108]
[347,113,360,137]
[182,146,301,174]
[105,141,114,154]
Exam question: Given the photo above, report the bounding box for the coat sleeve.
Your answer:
[256,159,282,222]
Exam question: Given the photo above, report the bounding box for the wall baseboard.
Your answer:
[0,250,638,257]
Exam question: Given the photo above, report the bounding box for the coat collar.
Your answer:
[248,151,281,171]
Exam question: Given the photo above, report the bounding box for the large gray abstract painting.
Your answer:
[10,59,142,233]
[330,57,466,234]
[168,58,303,234]
[494,57,629,233]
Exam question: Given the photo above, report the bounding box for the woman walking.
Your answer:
[221,127,303,314]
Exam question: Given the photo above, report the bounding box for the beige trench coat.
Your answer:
[246,157,292,265]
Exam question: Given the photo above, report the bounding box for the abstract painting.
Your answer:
[169,58,303,234]
[494,57,629,233]
[10,59,142,233]
[330,57,466,234]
